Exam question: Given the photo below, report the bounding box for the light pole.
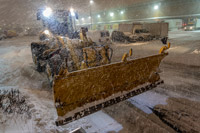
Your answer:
[90,0,94,29]
[154,5,159,10]
[70,8,76,31]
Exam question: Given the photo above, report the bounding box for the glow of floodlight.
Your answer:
[90,0,94,4]
[110,12,114,17]
[154,5,159,10]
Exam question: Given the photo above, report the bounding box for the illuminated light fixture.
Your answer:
[89,16,91,19]
[190,27,193,29]
[97,15,100,18]
[43,7,52,18]
[70,8,75,16]
[82,18,84,21]
[120,11,124,14]
[110,12,114,17]
[90,0,94,4]
[44,30,50,35]
[154,5,159,10]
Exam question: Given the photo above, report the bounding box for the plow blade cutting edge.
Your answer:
[54,52,168,126]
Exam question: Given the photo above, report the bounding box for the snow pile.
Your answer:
[0,87,36,133]
[0,45,49,90]
[0,89,32,123]
[191,49,200,54]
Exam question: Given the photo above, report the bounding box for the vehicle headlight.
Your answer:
[184,27,186,29]
[44,30,50,35]
[190,27,193,29]
[43,7,52,18]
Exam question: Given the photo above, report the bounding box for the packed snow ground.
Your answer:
[0,30,200,132]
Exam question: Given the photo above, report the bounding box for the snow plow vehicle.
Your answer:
[31,7,170,126]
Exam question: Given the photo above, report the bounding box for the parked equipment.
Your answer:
[183,18,200,31]
[112,23,168,43]
[87,30,111,45]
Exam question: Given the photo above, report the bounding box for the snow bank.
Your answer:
[191,49,200,54]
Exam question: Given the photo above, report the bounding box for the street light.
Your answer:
[154,5,159,10]
[97,14,101,18]
[110,12,114,17]
[120,11,124,15]
[90,0,94,4]
[82,18,84,21]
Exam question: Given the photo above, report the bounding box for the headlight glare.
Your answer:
[43,7,52,18]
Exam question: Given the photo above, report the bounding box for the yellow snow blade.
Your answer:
[53,52,168,125]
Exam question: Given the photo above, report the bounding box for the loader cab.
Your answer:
[37,7,78,38]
